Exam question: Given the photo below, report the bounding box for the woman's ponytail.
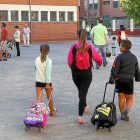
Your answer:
[77,29,87,54]
[40,44,50,63]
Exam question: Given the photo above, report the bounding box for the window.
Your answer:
[41,11,48,21]
[21,11,28,21]
[114,1,118,8]
[89,0,93,10]
[59,12,65,21]
[94,3,98,9]
[89,4,93,10]
[103,1,110,5]
[50,11,56,21]
[0,11,8,21]
[68,12,74,21]
[11,11,18,21]
[103,15,110,19]
[31,11,38,21]
[84,0,87,7]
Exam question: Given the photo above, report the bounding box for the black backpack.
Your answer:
[91,82,117,131]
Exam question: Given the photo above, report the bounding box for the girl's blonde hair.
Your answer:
[40,44,50,63]
[77,28,87,54]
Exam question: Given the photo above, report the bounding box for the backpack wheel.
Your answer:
[7,53,11,58]
[96,125,99,131]
[39,126,42,133]
[109,126,112,132]
[25,126,29,131]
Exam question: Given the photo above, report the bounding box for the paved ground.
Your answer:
[0,37,140,140]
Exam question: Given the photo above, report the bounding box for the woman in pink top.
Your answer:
[67,28,102,124]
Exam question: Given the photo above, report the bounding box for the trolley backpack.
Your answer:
[74,44,91,70]
[121,31,126,40]
[91,82,117,132]
[23,87,52,132]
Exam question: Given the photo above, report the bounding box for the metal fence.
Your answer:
[80,18,140,29]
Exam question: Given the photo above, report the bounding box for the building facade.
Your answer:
[79,0,126,19]
[0,0,79,42]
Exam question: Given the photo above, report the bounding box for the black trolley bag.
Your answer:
[91,82,117,132]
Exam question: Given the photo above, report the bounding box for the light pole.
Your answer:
[29,0,32,43]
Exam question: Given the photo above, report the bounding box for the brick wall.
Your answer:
[0,0,77,6]
[79,0,127,19]
[1,22,78,42]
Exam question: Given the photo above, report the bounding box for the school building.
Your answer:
[79,0,126,19]
[0,0,79,42]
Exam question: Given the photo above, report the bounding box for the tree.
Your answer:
[118,0,140,23]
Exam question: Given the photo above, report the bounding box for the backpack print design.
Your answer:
[75,44,91,70]
[121,31,126,40]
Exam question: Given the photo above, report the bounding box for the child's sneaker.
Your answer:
[124,109,129,121]
[84,102,89,113]
[77,116,86,124]
[50,108,57,116]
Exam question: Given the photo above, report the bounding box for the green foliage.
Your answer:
[119,0,140,23]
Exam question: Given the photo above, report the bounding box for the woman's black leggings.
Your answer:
[72,74,92,116]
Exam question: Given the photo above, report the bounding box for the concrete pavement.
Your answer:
[0,37,140,140]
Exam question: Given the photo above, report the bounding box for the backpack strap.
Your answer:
[85,45,91,51]
[75,44,91,51]
[74,44,79,51]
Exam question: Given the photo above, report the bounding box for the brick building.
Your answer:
[0,0,79,42]
[79,0,126,19]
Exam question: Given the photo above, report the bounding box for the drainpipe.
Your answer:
[29,0,32,42]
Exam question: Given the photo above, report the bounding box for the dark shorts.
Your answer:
[36,82,52,87]
[116,78,133,95]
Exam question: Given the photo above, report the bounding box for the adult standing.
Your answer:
[118,25,127,47]
[90,18,109,69]
[23,24,30,47]
[0,23,8,61]
[13,26,20,57]
[67,28,102,124]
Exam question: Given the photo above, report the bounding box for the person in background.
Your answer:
[0,23,8,61]
[86,25,91,40]
[67,28,102,124]
[111,37,117,56]
[12,26,20,57]
[90,18,109,69]
[118,25,127,47]
[23,24,30,47]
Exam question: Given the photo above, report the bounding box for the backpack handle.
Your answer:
[103,82,117,103]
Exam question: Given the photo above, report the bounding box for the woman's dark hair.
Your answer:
[40,44,50,63]
[120,25,125,31]
[2,23,6,27]
[77,28,87,54]
[15,26,19,29]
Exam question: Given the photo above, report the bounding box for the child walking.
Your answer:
[34,44,57,116]
[109,40,140,121]
[111,37,117,56]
